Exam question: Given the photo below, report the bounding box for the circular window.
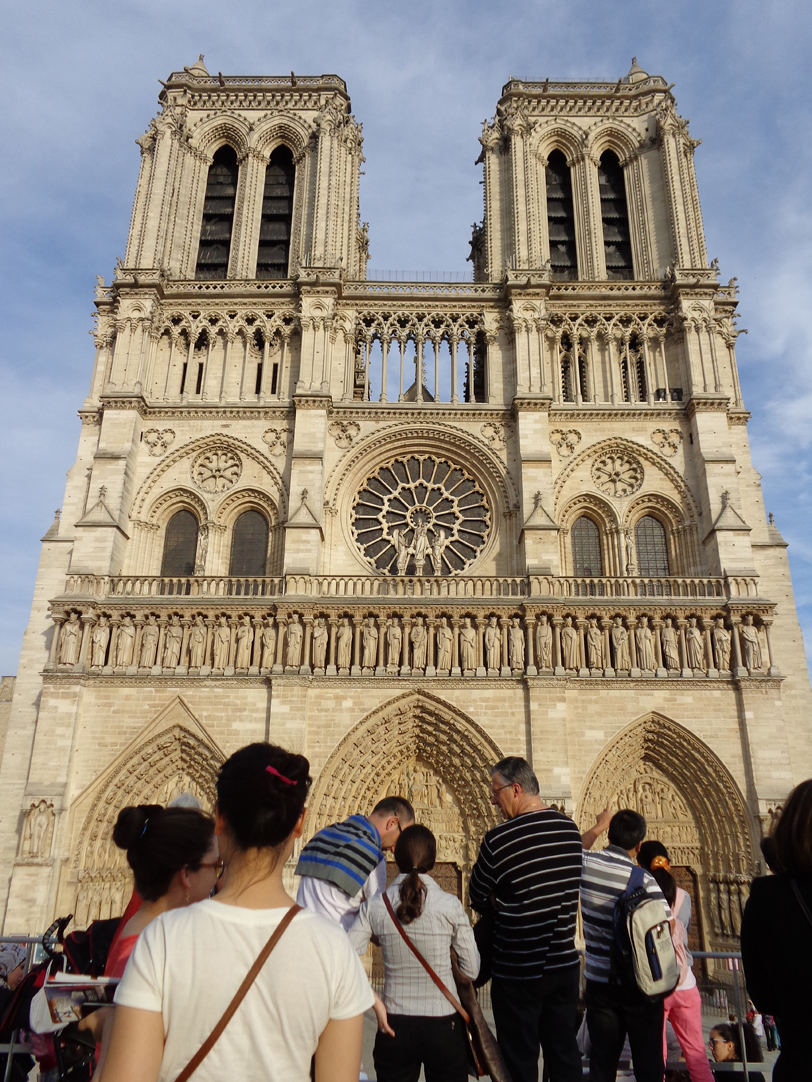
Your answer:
[352,455,491,576]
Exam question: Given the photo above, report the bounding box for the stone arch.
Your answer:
[577,713,757,944]
[252,116,312,161]
[559,493,618,576]
[191,115,251,159]
[586,121,643,167]
[306,691,503,893]
[146,486,209,528]
[532,121,586,166]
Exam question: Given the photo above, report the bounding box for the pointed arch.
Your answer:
[190,115,251,159]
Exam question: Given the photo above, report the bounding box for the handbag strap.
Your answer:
[382,892,470,1024]
[174,904,301,1082]
[790,878,812,930]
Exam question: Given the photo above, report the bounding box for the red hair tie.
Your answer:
[266,765,297,786]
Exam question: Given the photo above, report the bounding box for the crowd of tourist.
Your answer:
[1,747,809,1082]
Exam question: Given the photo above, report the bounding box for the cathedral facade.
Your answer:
[1,59,810,953]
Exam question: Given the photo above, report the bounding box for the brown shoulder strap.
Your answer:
[174,904,302,1082]
[382,892,470,1024]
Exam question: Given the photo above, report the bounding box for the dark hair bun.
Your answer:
[112,805,164,850]
[111,805,214,902]
[216,743,311,852]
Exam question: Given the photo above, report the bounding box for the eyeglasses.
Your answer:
[491,783,516,798]
[191,860,225,880]
[707,1038,728,1048]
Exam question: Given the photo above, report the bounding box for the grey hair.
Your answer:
[491,756,539,795]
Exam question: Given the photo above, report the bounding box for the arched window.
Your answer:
[546,150,577,280]
[161,510,199,576]
[195,146,238,281]
[571,516,603,576]
[598,150,633,280]
[635,515,669,577]
[257,146,295,279]
[229,510,269,576]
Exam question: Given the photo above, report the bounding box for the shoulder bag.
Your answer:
[174,904,301,1082]
[382,892,511,1082]
[790,878,812,929]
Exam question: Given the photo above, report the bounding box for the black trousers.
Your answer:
[491,964,582,1082]
[373,1013,468,1082]
[585,979,663,1082]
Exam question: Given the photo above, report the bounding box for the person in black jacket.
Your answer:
[741,778,812,1081]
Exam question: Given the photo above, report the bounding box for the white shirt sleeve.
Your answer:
[363,860,387,903]
[449,898,480,980]
[326,928,376,1020]
[113,918,165,1013]
[347,900,373,956]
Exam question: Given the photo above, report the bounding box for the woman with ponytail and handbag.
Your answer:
[103,743,373,1082]
[349,824,480,1082]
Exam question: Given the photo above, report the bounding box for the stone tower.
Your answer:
[1,59,809,955]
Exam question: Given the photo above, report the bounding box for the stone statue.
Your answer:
[90,616,110,668]
[430,529,446,576]
[436,616,452,670]
[139,615,160,668]
[661,618,680,670]
[740,615,762,670]
[460,617,476,671]
[412,522,430,576]
[508,617,525,671]
[586,617,603,669]
[235,615,254,669]
[611,617,631,670]
[713,617,731,671]
[625,527,636,574]
[686,617,705,670]
[22,800,54,859]
[312,617,328,670]
[336,617,353,670]
[410,616,427,669]
[386,618,402,668]
[362,617,378,668]
[116,616,135,667]
[535,614,553,669]
[393,529,412,575]
[636,617,656,670]
[561,616,579,670]
[484,615,501,670]
[59,612,81,666]
[163,614,183,668]
[261,622,277,670]
[189,616,207,668]
[212,616,230,670]
[286,614,303,668]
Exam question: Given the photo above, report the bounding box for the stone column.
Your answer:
[552,615,565,676]
[225,617,238,676]
[327,616,338,676]
[425,615,436,678]
[133,615,146,673]
[152,617,167,676]
[351,616,362,676]
[626,616,640,677]
[45,614,65,672]
[300,615,313,675]
[499,616,511,677]
[451,616,461,677]
[677,618,693,678]
[104,616,119,675]
[701,616,718,678]
[601,617,614,677]
[762,618,781,677]
[400,616,411,676]
[273,617,287,675]
[525,615,537,676]
[475,617,486,678]
[178,617,191,675]
[577,618,589,678]
[250,618,263,674]
[76,612,95,674]
[729,615,748,678]
[201,616,214,676]
[652,618,667,678]
[376,616,387,677]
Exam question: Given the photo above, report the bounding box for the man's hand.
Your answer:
[581,802,612,850]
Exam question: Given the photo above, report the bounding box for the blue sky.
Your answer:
[1,0,811,675]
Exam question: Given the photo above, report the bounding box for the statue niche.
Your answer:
[18,799,56,861]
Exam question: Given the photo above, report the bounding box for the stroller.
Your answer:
[0,914,119,1082]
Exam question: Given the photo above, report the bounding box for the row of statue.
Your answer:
[52,607,772,677]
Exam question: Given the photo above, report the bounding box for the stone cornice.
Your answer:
[685,395,730,418]
[331,404,512,423]
[550,404,684,423]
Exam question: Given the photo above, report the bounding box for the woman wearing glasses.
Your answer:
[707,1023,766,1080]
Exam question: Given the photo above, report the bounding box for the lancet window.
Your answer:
[161,511,199,577]
[257,146,295,279]
[195,146,238,281]
[620,335,647,403]
[229,511,269,577]
[571,516,603,576]
[545,150,577,280]
[560,332,588,403]
[635,516,669,577]
[598,150,633,280]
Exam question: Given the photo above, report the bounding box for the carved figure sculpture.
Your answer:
[362,617,378,668]
[509,617,525,671]
[713,617,731,671]
[586,617,603,669]
[386,618,402,668]
[116,616,135,667]
[686,617,705,670]
[661,618,680,670]
[261,623,277,670]
[212,616,230,670]
[561,616,579,670]
[312,618,328,670]
[235,615,254,669]
[740,615,762,670]
[286,614,303,668]
[410,617,427,669]
[59,612,81,666]
[139,616,160,668]
[636,617,655,670]
[436,617,452,670]
[624,527,637,574]
[336,617,353,670]
[189,616,207,668]
[460,617,476,671]
[90,616,110,668]
[412,523,430,576]
[163,615,183,668]
[431,530,446,576]
[535,614,553,669]
[612,617,631,670]
[485,616,501,670]
[393,529,412,576]
[22,800,54,859]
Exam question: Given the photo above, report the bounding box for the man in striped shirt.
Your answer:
[581,809,672,1082]
[470,757,611,1082]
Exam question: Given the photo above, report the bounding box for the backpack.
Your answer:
[613,865,678,1000]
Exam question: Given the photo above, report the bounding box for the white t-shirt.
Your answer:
[297,860,387,931]
[114,899,374,1082]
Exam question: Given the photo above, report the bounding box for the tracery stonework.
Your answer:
[591,452,644,497]
[192,448,242,493]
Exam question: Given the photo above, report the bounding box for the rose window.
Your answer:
[352,455,491,576]
[192,449,242,494]
[591,453,644,497]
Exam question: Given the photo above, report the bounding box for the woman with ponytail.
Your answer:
[103,744,373,1082]
[349,824,479,1082]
